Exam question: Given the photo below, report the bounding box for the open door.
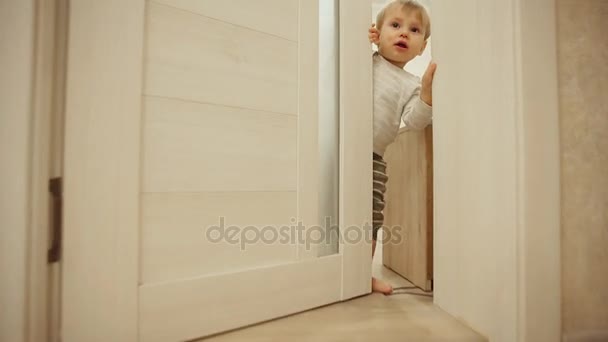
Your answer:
[61,1,372,341]
[382,126,433,291]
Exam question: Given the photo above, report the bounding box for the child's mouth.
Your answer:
[395,42,408,49]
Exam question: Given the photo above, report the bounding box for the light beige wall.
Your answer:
[557,1,608,341]
[0,1,36,342]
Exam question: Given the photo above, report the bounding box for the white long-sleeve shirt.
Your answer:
[373,52,433,156]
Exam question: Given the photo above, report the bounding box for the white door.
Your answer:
[61,1,372,341]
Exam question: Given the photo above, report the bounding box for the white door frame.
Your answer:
[513,0,561,340]
[0,1,39,341]
[0,0,67,341]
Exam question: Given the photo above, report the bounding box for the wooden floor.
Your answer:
[200,242,486,342]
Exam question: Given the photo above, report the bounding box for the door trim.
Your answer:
[61,1,145,340]
[338,0,374,300]
[514,0,561,340]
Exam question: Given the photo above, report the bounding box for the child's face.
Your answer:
[377,5,427,68]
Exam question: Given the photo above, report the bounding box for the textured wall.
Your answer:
[557,0,608,340]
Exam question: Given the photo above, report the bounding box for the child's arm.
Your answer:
[402,62,437,130]
[401,89,433,130]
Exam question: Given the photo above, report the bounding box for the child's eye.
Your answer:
[411,27,420,33]
[391,22,400,28]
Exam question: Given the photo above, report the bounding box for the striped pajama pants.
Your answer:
[372,152,388,241]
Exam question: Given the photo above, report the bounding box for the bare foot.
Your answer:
[372,277,393,295]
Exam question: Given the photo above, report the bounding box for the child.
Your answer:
[367,0,436,294]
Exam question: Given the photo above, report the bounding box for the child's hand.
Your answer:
[368,23,380,45]
[420,61,437,106]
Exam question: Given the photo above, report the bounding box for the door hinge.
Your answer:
[48,177,62,263]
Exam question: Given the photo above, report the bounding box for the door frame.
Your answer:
[512,0,562,340]
[0,0,67,341]
[0,1,39,341]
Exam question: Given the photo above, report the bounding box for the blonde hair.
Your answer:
[376,0,431,40]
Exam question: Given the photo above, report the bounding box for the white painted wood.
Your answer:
[141,191,297,283]
[433,1,518,340]
[61,1,145,341]
[139,255,342,342]
[48,2,69,341]
[0,1,36,341]
[514,0,561,340]
[339,0,374,300]
[144,2,298,115]
[27,0,64,340]
[0,1,67,341]
[149,0,299,41]
[297,0,321,259]
[432,0,561,341]
[143,96,297,192]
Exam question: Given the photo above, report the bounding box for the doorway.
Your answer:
[7,0,562,341]
[370,0,435,293]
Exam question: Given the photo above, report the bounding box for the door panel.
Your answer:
[150,0,299,41]
[141,191,297,283]
[143,96,297,192]
[382,126,433,291]
[144,2,298,115]
[139,255,342,342]
[138,1,327,338]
